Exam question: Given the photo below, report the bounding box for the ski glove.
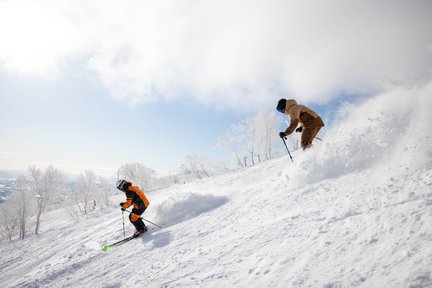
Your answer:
[296,126,303,133]
[279,132,286,139]
[120,202,126,211]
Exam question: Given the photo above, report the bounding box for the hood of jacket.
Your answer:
[285,99,297,113]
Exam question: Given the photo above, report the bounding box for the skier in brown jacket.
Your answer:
[277,98,325,150]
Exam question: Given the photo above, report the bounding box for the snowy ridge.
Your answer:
[1,82,432,287]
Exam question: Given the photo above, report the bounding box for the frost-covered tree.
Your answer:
[10,176,33,239]
[117,163,155,191]
[97,176,114,207]
[177,154,228,183]
[232,119,257,165]
[0,201,18,242]
[216,130,245,168]
[29,165,65,235]
[72,170,97,215]
[254,110,283,161]
[182,154,210,179]
[216,111,283,167]
[168,172,180,185]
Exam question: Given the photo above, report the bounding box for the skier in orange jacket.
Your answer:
[116,179,150,237]
[277,98,325,150]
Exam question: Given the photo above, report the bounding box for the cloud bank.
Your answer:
[0,0,431,108]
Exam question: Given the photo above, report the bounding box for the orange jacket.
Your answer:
[121,185,150,210]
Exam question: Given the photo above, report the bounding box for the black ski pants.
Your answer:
[129,207,146,231]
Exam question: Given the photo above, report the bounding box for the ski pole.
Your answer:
[123,209,163,229]
[315,136,323,141]
[282,137,294,162]
[122,210,126,239]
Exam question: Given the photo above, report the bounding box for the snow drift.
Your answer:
[289,81,432,186]
[155,192,228,227]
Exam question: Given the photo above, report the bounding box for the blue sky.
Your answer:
[0,0,431,176]
[0,70,249,175]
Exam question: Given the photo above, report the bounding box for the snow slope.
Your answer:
[1,82,432,288]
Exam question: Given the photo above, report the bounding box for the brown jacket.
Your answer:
[283,99,324,135]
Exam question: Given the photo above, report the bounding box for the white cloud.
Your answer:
[0,0,431,108]
[0,0,86,78]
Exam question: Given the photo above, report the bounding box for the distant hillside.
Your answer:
[0,169,26,179]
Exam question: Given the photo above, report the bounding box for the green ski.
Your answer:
[102,236,135,251]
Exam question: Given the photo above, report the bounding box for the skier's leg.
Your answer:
[301,126,314,149]
[130,208,146,231]
[301,118,324,150]
[310,126,322,142]
[310,117,324,141]
[128,213,140,231]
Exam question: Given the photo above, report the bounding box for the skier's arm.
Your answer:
[122,190,133,209]
[284,105,301,136]
[285,119,299,136]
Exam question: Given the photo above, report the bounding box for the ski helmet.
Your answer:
[276,99,287,113]
[116,179,130,191]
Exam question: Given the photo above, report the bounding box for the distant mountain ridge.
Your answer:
[0,169,26,179]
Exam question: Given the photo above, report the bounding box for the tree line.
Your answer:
[0,165,116,242]
[0,160,226,243]
[216,110,289,167]
[0,110,290,242]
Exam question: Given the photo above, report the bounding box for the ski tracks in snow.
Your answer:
[0,160,431,287]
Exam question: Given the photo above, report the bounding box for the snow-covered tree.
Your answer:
[216,130,245,168]
[232,119,256,165]
[181,154,209,179]
[10,176,33,239]
[72,170,97,215]
[253,110,283,161]
[29,165,65,234]
[96,176,114,207]
[177,154,228,183]
[0,201,18,242]
[0,176,32,241]
[117,163,156,191]
[216,110,284,167]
